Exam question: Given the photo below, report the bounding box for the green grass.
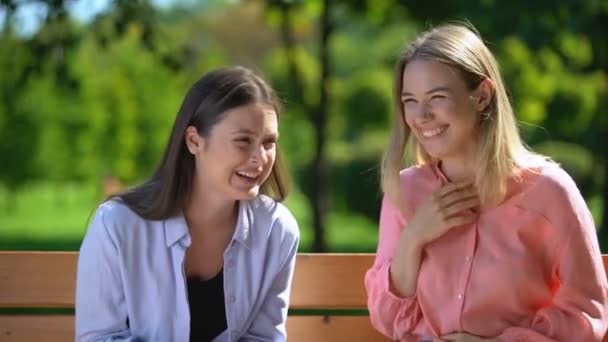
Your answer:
[1,182,605,252]
[0,182,380,252]
[0,183,98,250]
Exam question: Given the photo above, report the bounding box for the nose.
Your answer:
[408,102,432,121]
[250,144,268,165]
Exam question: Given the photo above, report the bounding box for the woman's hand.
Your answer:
[406,179,479,247]
[389,180,479,297]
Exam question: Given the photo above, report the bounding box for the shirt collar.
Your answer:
[164,213,190,248]
[233,200,254,250]
[163,200,254,249]
[430,159,450,184]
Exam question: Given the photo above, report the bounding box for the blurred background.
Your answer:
[0,0,606,253]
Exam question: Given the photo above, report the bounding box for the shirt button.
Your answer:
[457,293,463,300]
[466,256,472,262]
[230,295,236,303]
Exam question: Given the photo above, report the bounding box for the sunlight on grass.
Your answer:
[0,183,98,242]
[0,183,380,252]
[1,182,605,252]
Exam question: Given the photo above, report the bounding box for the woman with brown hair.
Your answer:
[76,66,299,342]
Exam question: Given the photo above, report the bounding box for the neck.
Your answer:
[438,154,476,182]
[184,179,238,233]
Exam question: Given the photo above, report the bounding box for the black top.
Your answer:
[187,269,227,342]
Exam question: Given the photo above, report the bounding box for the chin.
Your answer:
[426,151,445,159]
[420,147,441,159]
[421,143,450,159]
[234,187,260,200]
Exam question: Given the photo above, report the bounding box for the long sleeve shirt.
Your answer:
[76,195,299,342]
[365,162,608,341]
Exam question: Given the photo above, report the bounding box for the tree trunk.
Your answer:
[278,0,332,252]
[310,0,331,252]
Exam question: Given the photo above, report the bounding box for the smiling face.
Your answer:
[185,102,278,202]
[401,59,481,162]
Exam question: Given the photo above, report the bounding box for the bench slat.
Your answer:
[2,253,608,308]
[0,315,74,342]
[0,252,374,309]
[290,253,374,309]
[289,315,391,341]
[0,252,77,308]
[0,315,391,342]
[1,252,607,341]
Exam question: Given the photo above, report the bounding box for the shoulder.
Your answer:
[86,199,155,246]
[95,199,149,229]
[97,199,145,224]
[517,163,591,231]
[525,163,583,205]
[249,195,300,242]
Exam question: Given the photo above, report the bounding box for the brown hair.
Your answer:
[111,66,289,220]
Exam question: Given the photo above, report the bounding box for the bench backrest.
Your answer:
[1,252,607,341]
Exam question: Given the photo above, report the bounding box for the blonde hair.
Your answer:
[382,23,547,207]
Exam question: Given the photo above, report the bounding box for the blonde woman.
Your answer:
[365,24,608,341]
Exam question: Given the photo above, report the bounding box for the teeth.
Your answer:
[237,171,259,178]
[421,126,447,138]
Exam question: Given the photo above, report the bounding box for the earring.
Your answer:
[470,95,491,120]
[480,109,491,120]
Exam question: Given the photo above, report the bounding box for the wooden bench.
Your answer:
[1,252,607,341]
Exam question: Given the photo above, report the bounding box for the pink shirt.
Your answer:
[365,162,608,341]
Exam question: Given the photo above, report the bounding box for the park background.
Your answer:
[0,0,607,254]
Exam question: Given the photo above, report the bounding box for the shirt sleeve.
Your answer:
[364,195,425,340]
[75,204,137,342]
[499,178,608,342]
[240,217,300,342]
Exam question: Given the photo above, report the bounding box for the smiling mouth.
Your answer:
[420,125,448,138]
[236,170,261,181]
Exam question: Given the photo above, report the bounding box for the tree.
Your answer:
[0,34,38,206]
[72,25,181,186]
[265,0,333,251]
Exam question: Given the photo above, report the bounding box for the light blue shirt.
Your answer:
[76,195,300,342]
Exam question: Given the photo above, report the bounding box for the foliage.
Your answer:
[0,0,606,251]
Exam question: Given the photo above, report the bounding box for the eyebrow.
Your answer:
[232,128,279,138]
[232,128,256,135]
[401,87,452,97]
